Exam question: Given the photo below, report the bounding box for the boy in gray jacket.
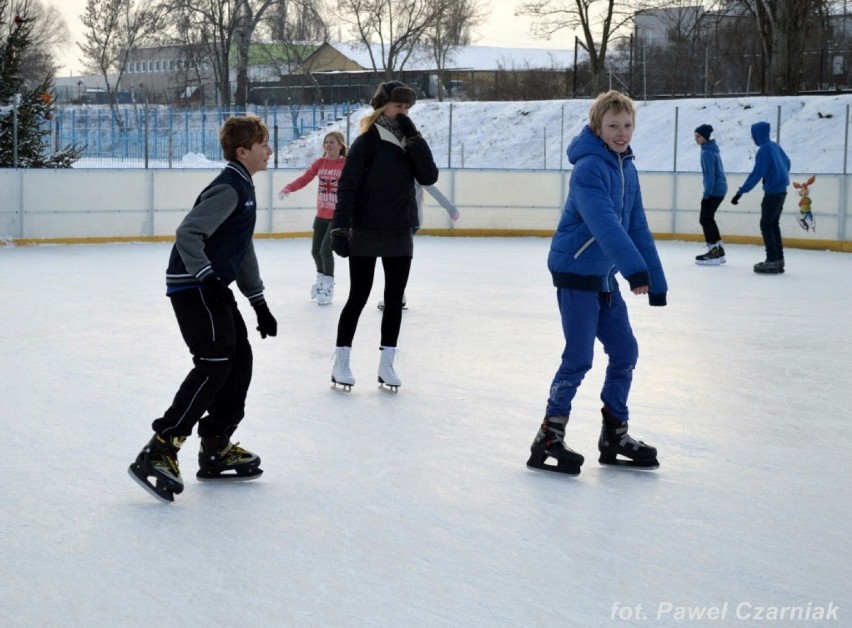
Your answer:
[129,115,278,502]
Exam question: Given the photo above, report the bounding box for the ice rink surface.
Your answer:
[1,237,849,627]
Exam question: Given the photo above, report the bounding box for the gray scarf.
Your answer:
[377,115,405,141]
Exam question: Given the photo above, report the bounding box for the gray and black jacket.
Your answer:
[165,161,265,305]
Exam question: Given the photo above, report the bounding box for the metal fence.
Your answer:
[49,102,360,167]
[40,97,852,173]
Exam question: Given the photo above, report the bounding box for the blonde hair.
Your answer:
[219,115,268,161]
[588,90,636,133]
[359,106,386,134]
[323,131,347,157]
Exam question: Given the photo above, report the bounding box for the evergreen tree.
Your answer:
[0,11,82,167]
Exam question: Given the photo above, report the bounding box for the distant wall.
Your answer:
[1,168,848,251]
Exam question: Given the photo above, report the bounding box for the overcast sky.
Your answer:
[51,0,575,77]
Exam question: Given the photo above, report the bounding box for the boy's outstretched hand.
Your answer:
[632,285,649,295]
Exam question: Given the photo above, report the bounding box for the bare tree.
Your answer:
[78,0,163,119]
[336,0,442,78]
[738,0,828,95]
[424,0,486,100]
[163,0,277,108]
[516,0,678,94]
[2,0,69,80]
[261,0,329,41]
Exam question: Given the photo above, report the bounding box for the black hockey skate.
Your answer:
[128,434,187,502]
[598,407,659,470]
[526,416,584,476]
[196,435,263,480]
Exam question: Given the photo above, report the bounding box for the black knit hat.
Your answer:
[369,81,417,110]
[695,124,713,140]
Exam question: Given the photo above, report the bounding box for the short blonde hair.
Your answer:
[219,115,269,161]
[588,90,636,133]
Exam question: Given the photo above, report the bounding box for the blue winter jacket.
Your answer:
[700,140,727,199]
[738,122,791,195]
[548,125,667,305]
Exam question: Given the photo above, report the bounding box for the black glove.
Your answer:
[731,192,742,205]
[201,275,233,307]
[331,228,350,258]
[253,301,277,339]
[396,114,419,139]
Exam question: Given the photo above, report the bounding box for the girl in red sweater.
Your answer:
[279,131,347,304]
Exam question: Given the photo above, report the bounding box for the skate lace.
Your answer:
[542,423,566,448]
[153,436,184,475]
[220,442,252,463]
[617,431,647,450]
[154,450,181,476]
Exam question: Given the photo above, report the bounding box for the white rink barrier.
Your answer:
[1,168,849,251]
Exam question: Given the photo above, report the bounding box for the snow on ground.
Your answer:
[74,93,852,173]
[1,237,849,627]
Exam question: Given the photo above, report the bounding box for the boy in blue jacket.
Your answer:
[693,124,728,265]
[129,115,278,502]
[730,121,791,274]
[527,90,667,476]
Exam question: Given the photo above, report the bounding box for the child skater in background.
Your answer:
[329,81,439,392]
[693,123,728,265]
[730,121,791,274]
[527,90,668,477]
[279,131,347,305]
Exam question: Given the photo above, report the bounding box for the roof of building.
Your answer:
[327,42,575,72]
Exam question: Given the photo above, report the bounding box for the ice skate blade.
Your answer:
[378,379,400,393]
[196,467,263,481]
[526,454,582,477]
[377,304,408,311]
[127,465,176,503]
[598,455,660,471]
[331,379,353,392]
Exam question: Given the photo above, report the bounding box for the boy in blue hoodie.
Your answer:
[731,121,791,274]
[693,124,728,265]
[527,90,667,477]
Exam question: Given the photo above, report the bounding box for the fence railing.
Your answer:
[39,97,852,174]
[49,102,360,167]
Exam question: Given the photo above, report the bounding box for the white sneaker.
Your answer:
[332,347,355,390]
[310,272,322,299]
[378,346,401,390]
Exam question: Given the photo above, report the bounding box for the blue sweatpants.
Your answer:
[545,288,639,421]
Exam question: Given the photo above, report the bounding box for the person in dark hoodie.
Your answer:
[526,90,667,477]
[693,124,728,265]
[731,121,791,274]
[329,81,439,392]
[129,115,278,502]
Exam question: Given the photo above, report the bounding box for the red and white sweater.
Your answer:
[282,156,346,220]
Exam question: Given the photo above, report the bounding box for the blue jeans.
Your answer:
[760,193,786,262]
[545,288,638,421]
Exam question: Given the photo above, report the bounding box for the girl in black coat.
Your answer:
[330,81,439,391]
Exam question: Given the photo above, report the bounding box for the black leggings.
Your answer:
[336,256,412,348]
